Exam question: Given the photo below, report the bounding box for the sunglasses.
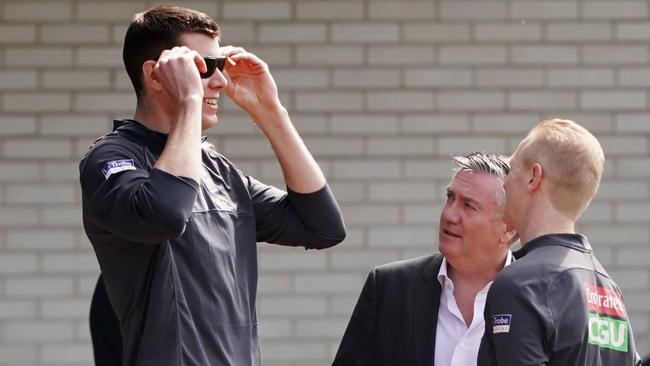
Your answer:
[152,55,226,78]
[201,56,227,78]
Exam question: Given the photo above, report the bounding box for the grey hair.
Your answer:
[452,152,510,180]
[452,152,518,246]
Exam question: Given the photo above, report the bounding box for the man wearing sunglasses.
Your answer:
[79,5,346,366]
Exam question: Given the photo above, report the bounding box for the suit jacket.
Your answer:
[333,254,444,366]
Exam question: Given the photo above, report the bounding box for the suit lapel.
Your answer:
[413,254,443,366]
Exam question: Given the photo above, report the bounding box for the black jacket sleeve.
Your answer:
[477,274,552,366]
[244,175,346,249]
[80,143,199,243]
[332,269,377,366]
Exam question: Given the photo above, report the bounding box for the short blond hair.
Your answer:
[519,119,605,219]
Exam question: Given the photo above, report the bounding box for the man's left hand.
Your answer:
[221,46,283,121]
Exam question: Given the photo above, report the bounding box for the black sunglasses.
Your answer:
[152,56,226,78]
[201,56,227,78]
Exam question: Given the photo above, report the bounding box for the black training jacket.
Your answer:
[478,233,641,366]
[79,119,346,366]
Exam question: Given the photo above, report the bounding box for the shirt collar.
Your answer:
[437,257,451,286]
[437,251,512,286]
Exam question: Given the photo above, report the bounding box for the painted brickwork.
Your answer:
[0,1,648,364]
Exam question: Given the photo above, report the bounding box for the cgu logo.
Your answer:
[588,313,628,352]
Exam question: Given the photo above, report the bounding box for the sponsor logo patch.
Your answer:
[585,283,629,352]
[492,314,511,334]
[584,283,626,319]
[588,313,628,352]
[102,159,136,179]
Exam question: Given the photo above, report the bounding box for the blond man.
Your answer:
[477,119,641,366]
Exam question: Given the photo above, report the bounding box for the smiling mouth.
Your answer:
[203,97,217,106]
[443,229,461,238]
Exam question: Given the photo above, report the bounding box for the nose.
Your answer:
[441,201,460,224]
[207,69,228,90]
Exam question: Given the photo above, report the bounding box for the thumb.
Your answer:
[223,70,237,99]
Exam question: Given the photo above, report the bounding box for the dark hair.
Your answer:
[123,6,220,98]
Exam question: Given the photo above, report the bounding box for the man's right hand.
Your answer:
[152,46,205,108]
[150,46,205,183]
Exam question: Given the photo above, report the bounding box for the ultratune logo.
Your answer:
[102,159,136,179]
[492,314,511,334]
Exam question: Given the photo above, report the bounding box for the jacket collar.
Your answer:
[112,119,208,155]
[414,254,443,366]
[112,119,168,153]
[514,233,592,260]
[436,252,513,287]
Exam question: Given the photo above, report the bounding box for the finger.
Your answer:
[228,53,258,63]
[227,53,267,72]
[220,46,246,57]
[222,57,237,72]
[195,51,208,74]
[161,46,187,59]
[155,50,170,68]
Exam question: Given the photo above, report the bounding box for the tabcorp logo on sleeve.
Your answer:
[102,159,136,179]
[492,314,512,334]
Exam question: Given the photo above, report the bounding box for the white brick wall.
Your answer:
[0,0,649,365]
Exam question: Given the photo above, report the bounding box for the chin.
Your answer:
[201,116,218,131]
[438,239,453,257]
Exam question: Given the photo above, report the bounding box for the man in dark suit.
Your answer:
[333,153,516,366]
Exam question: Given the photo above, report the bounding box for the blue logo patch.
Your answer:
[492,314,512,334]
[102,159,136,179]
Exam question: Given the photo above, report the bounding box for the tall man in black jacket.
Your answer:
[333,153,516,366]
[477,119,641,365]
[80,6,345,366]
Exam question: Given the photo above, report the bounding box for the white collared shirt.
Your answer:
[433,254,512,366]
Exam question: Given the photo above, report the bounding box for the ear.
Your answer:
[527,163,543,192]
[141,60,163,92]
[500,222,517,246]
